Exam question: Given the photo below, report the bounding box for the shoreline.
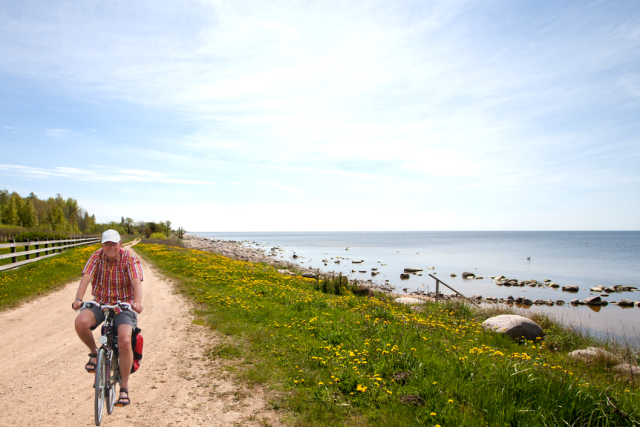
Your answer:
[184,234,483,302]
[182,232,640,341]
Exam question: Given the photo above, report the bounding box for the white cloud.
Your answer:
[45,129,65,137]
[0,164,213,185]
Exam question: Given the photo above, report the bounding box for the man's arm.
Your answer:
[131,277,143,314]
[72,273,93,310]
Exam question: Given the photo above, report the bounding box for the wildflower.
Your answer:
[356,384,368,393]
[448,399,453,403]
[430,412,437,416]
[318,382,324,386]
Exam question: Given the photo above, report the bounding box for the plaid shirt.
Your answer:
[82,248,144,305]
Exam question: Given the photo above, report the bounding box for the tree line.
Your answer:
[0,189,185,238]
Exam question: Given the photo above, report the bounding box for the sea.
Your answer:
[191,231,640,343]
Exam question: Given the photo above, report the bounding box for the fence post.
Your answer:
[45,239,49,256]
[25,239,30,260]
[35,239,40,258]
[11,238,16,264]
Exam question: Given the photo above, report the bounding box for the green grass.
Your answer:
[0,243,101,311]
[135,244,640,427]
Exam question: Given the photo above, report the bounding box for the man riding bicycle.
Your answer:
[72,229,144,407]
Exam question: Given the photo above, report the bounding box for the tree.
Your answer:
[19,200,38,228]
[124,218,134,234]
[48,205,66,231]
[1,197,18,225]
[176,227,186,239]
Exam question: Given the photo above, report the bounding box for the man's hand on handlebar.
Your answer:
[132,302,143,314]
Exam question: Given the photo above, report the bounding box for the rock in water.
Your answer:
[562,285,580,292]
[617,299,634,307]
[404,268,423,273]
[462,272,475,278]
[482,315,544,340]
[584,296,602,306]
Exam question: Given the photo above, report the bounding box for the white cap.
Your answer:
[102,229,121,244]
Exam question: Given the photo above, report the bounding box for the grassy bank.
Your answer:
[135,243,639,427]
[0,243,101,311]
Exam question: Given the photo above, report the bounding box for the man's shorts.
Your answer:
[83,304,138,331]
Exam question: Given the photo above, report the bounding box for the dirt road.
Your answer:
[0,245,283,427]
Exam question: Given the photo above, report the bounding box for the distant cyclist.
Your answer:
[72,229,144,407]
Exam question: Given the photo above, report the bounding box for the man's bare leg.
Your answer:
[117,324,133,403]
[75,310,98,368]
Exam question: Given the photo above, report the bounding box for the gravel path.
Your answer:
[0,242,283,427]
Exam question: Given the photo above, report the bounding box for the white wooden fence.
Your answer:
[0,237,100,272]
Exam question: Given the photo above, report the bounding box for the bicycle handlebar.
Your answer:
[80,301,132,311]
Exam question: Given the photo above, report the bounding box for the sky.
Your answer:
[1,0,639,231]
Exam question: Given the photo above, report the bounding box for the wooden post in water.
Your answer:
[435,279,440,302]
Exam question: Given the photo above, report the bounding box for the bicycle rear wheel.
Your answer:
[94,349,106,426]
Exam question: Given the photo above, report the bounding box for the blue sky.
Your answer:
[1,0,639,231]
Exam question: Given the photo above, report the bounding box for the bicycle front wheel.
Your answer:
[94,349,107,426]
[106,352,116,415]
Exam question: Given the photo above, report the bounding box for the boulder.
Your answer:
[590,286,604,292]
[600,300,609,306]
[404,268,423,273]
[584,296,602,306]
[570,299,580,305]
[569,347,620,365]
[450,273,457,277]
[353,284,374,297]
[604,287,617,293]
[545,299,555,306]
[562,285,580,292]
[617,299,634,307]
[543,279,551,282]
[556,300,565,305]
[301,272,317,279]
[472,294,482,300]
[400,273,410,279]
[549,282,560,288]
[395,297,425,305]
[482,315,544,340]
[612,364,640,377]
[522,298,533,305]
[462,272,475,278]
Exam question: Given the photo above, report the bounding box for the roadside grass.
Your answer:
[136,243,640,427]
[0,243,101,311]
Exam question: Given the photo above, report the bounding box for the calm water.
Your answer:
[193,231,640,341]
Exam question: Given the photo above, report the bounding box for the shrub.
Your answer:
[149,232,167,240]
[14,232,69,242]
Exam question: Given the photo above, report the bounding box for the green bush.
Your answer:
[149,232,167,240]
[14,232,69,242]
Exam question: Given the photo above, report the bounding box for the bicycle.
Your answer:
[80,301,131,426]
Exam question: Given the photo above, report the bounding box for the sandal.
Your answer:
[116,388,130,407]
[85,353,97,373]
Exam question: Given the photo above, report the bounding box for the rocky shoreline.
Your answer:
[184,235,640,308]
[183,234,391,292]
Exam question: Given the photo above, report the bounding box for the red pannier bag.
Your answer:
[131,327,144,373]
